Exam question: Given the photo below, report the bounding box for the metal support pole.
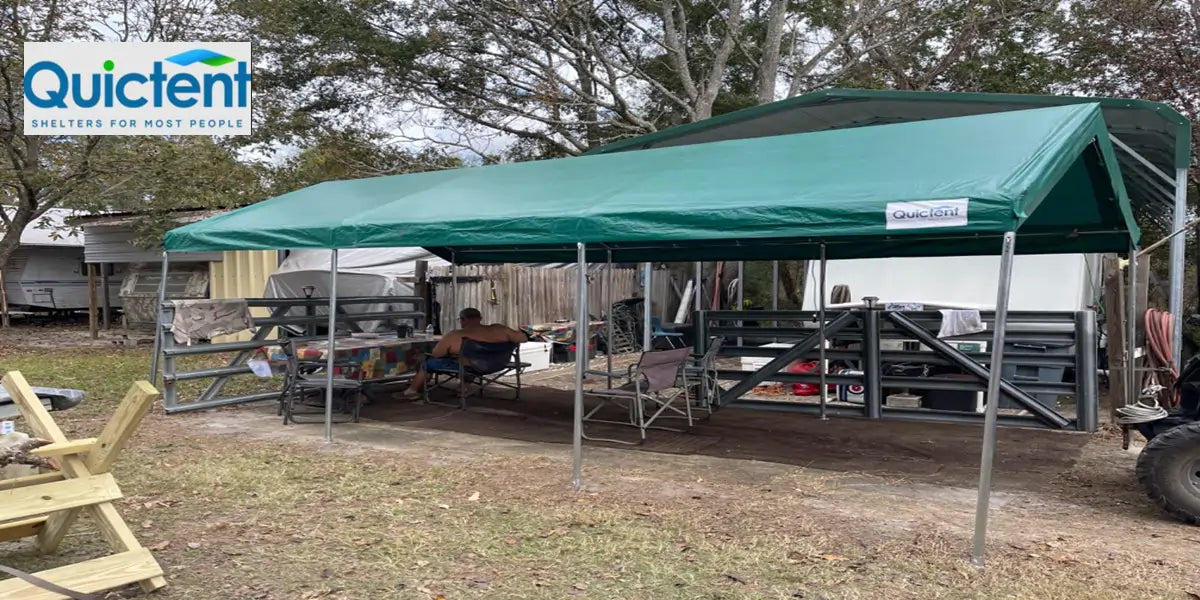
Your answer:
[149,252,170,384]
[451,251,458,330]
[642,262,652,351]
[862,296,882,419]
[1075,310,1099,432]
[1126,245,1138,405]
[771,260,779,342]
[971,231,1017,567]
[736,261,744,347]
[1170,168,1187,369]
[606,249,614,388]
[572,243,588,489]
[771,261,779,310]
[324,249,339,443]
[694,262,702,313]
[818,245,828,420]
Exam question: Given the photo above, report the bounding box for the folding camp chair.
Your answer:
[684,336,724,414]
[278,338,364,425]
[583,346,693,444]
[423,339,528,409]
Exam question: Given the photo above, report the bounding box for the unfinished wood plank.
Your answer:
[30,438,96,459]
[86,381,158,475]
[2,372,167,591]
[1102,256,1127,418]
[0,474,122,522]
[0,548,162,600]
[0,517,46,542]
[0,472,63,491]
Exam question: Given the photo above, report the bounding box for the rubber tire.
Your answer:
[1137,421,1200,525]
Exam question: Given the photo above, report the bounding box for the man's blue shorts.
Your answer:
[425,357,460,372]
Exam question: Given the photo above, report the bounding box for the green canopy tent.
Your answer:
[164,102,1138,566]
[167,103,1136,260]
[588,87,1190,365]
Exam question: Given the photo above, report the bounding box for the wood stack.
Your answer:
[0,372,165,599]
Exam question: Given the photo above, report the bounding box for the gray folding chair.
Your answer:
[684,336,724,414]
[583,347,693,444]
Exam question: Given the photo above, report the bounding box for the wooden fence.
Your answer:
[431,264,645,330]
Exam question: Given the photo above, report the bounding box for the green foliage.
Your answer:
[219,0,429,146]
[78,137,269,244]
[270,129,463,194]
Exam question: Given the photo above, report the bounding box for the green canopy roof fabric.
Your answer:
[588,87,1188,233]
[164,103,1136,263]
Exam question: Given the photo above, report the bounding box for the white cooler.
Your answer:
[519,341,552,373]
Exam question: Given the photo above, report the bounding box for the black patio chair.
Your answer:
[278,338,364,425]
[423,339,529,409]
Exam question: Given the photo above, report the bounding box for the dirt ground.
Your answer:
[2,324,1200,599]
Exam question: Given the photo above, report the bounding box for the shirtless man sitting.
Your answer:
[401,307,528,398]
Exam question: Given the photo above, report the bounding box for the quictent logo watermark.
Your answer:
[885,199,969,230]
[23,42,251,135]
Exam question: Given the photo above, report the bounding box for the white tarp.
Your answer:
[803,254,1101,312]
[265,248,449,332]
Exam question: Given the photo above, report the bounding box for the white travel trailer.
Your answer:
[803,254,1101,312]
[1,208,124,313]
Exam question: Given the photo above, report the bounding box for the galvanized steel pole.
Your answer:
[1170,168,1187,369]
[736,261,744,347]
[572,243,588,489]
[818,245,828,420]
[642,263,652,351]
[1127,244,1139,406]
[150,252,171,384]
[451,251,458,330]
[971,231,1017,567]
[606,249,614,388]
[324,249,339,443]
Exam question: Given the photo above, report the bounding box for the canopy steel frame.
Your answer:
[1111,134,1187,369]
[323,250,338,442]
[159,95,1156,567]
[642,263,652,351]
[571,243,588,489]
[971,231,1016,567]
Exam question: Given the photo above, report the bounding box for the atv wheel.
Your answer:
[1138,421,1200,525]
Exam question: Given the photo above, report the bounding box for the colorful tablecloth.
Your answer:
[522,321,605,344]
[257,334,439,381]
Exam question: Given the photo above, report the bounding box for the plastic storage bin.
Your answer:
[998,342,1073,409]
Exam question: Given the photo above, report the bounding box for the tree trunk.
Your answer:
[755,0,788,103]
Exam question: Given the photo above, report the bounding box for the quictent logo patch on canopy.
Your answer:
[23,42,252,135]
[885,199,969,230]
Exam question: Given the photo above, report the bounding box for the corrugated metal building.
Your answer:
[71,210,277,333]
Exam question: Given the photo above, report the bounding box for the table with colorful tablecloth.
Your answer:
[522,321,605,345]
[257,334,439,381]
